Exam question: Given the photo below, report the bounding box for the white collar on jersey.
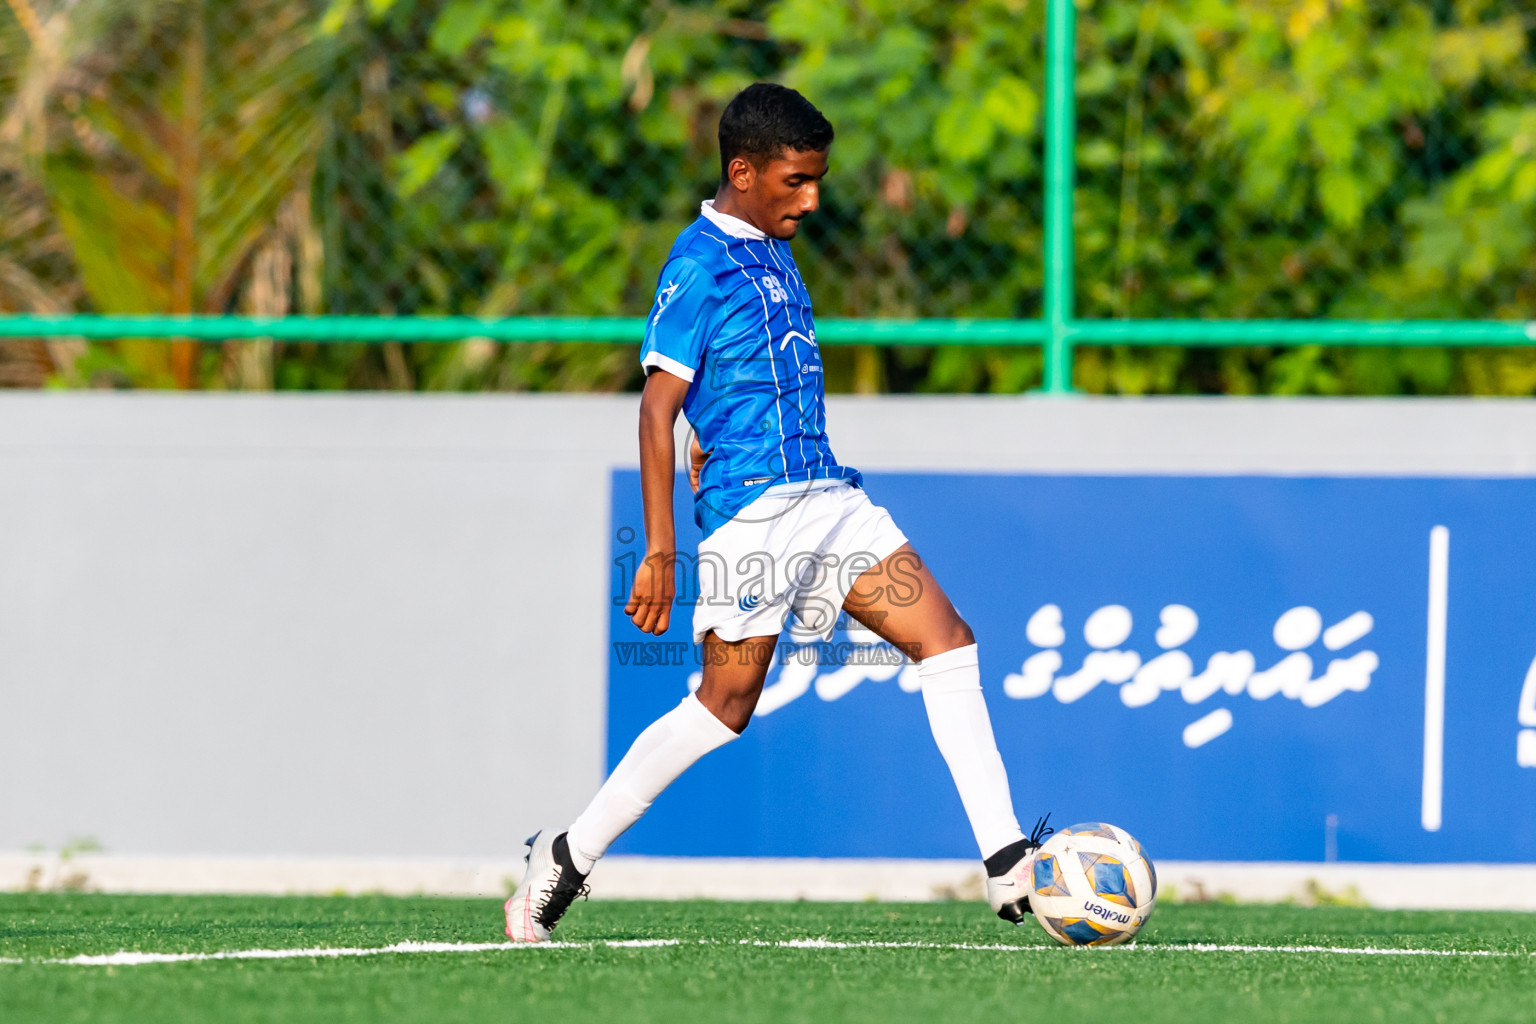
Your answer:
[700,199,767,240]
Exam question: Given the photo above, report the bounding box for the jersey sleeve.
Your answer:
[640,257,723,383]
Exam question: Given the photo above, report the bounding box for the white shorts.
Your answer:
[689,480,909,644]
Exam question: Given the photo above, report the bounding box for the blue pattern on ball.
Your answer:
[1061,919,1105,945]
[1093,861,1129,900]
[1034,854,1068,895]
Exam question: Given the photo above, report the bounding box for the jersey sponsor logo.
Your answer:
[763,274,788,303]
[739,592,764,611]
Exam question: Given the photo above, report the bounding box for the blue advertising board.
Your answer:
[607,471,1536,863]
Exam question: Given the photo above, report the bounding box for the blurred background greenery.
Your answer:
[0,0,1532,394]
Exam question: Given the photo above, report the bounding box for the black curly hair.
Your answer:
[717,83,834,182]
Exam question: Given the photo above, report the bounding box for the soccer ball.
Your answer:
[1029,822,1157,946]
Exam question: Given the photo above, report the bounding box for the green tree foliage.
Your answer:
[1071,0,1536,394]
[0,0,1531,393]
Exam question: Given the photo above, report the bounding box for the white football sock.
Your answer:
[565,693,739,873]
[918,643,1026,861]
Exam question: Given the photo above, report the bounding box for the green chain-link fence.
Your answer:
[0,0,1532,393]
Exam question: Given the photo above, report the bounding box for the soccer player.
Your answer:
[506,83,1048,942]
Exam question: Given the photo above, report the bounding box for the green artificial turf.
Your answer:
[2,893,1534,1023]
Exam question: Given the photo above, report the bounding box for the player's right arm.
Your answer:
[688,434,708,494]
[627,369,689,635]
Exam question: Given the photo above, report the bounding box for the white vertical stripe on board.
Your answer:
[1422,525,1450,832]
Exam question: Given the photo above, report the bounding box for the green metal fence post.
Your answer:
[1042,0,1078,393]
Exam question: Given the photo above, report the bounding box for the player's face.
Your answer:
[752,147,828,240]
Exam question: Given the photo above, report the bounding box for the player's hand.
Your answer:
[625,549,676,635]
[688,435,709,494]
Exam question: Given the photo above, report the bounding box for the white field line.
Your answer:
[746,939,1525,958]
[7,939,680,967]
[1,937,1530,967]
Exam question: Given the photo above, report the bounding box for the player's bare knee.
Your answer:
[711,692,755,734]
[917,618,974,662]
[697,674,763,734]
[697,694,749,735]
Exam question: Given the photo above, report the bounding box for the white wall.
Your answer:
[2,392,1532,858]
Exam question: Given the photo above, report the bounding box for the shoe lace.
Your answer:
[1026,813,1054,850]
[534,870,591,930]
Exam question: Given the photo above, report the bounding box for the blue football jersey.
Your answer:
[641,201,861,538]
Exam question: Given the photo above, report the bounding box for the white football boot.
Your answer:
[504,830,590,943]
[985,815,1053,925]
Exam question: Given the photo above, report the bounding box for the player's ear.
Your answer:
[725,155,756,193]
